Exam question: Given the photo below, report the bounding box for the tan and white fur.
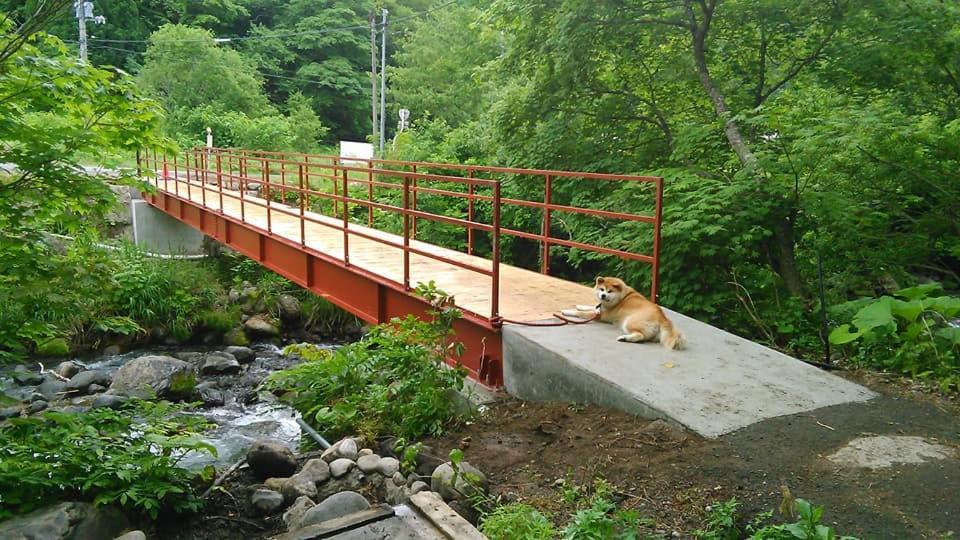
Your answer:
[562,276,683,350]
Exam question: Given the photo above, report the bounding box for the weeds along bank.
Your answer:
[0,242,359,362]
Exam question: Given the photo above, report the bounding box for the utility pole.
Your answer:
[75,1,105,63]
[379,8,388,156]
[370,11,378,151]
[76,1,87,62]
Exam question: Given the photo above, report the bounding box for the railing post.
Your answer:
[411,164,418,239]
[651,178,664,301]
[164,150,171,193]
[216,152,222,195]
[173,153,179,197]
[342,167,350,265]
[299,162,306,247]
[217,152,224,214]
[491,179,502,323]
[541,174,552,274]
[264,159,271,233]
[198,150,206,208]
[367,160,374,227]
[331,157,340,216]
[467,169,475,255]
[238,152,245,223]
[402,174,411,290]
[174,154,183,200]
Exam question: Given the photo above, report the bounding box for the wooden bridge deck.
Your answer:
[149,177,593,323]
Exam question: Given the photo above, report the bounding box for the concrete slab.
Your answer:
[503,309,876,438]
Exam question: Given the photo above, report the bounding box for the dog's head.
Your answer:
[594,276,628,306]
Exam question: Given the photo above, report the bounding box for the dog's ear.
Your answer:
[595,276,605,285]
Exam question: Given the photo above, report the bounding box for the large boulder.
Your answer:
[36,377,68,400]
[298,491,369,528]
[12,367,42,386]
[108,355,196,400]
[282,496,315,531]
[247,439,298,479]
[0,502,128,540]
[250,489,285,514]
[244,315,279,338]
[35,338,70,357]
[200,351,241,375]
[65,370,111,395]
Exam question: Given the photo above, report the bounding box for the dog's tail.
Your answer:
[659,315,684,350]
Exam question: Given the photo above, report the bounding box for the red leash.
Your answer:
[498,310,600,327]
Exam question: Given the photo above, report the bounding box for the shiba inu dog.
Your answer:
[562,276,683,350]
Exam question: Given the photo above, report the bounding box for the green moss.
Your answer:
[224,327,249,346]
[281,343,330,362]
[34,337,70,357]
[168,371,196,399]
[197,307,241,333]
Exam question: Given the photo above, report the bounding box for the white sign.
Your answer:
[339,141,374,165]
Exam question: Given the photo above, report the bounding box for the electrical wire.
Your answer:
[83,0,459,45]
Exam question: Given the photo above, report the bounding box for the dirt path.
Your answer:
[426,375,960,538]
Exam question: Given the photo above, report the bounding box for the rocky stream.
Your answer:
[0,342,488,540]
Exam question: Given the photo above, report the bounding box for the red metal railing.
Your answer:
[141,147,663,325]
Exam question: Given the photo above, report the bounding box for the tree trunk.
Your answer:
[772,214,806,298]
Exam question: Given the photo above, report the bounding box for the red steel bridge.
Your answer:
[138,148,663,387]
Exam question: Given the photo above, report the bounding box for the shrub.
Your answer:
[264,282,468,441]
[0,400,214,520]
[830,283,960,390]
[481,503,556,540]
[561,497,645,540]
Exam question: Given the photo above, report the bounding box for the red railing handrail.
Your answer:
[140,147,664,324]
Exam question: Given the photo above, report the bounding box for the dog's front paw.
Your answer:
[561,309,579,317]
[575,304,597,312]
[616,335,629,342]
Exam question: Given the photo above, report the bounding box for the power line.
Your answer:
[84,0,459,45]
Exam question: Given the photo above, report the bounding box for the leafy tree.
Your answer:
[138,24,273,133]
[287,91,329,151]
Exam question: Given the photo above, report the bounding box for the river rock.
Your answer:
[251,488,285,514]
[244,315,279,337]
[431,461,488,502]
[55,361,82,379]
[196,383,225,407]
[174,351,204,363]
[30,392,47,402]
[224,327,249,346]
[277,294,301,321]
[247,439,298,479]
[101,345,122,357]
[321,438,359,462]
[92,394,128,409]
[356,454,381,474]
[12,368,42,386]
[392,471,406,486]
[410,480,429,494]
[298,492,369,528]
[358,448,373,457]
[0,406,22,420]
[200,351,241,375]
[26,400,48,414]
[109,355,196,400]
[37,377,68,400]
[0,502,129,540]
[87,384,107,395]
[282,496,315,531]
[329,458,355,478]
[224,346,255,363]
[377,457,400,477]
[113,531,146,540]
[66,370,112,394]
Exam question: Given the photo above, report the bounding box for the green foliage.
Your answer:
[481,503,556,540]
[829,284,960,390]
[263,282,467,441]
[33,337,70,357]
[287,92,329,152]
[0,400,214,520]
[561,497,646,540]
[747,499,860,540]
[281,343,331,362]
[695,498,740,540]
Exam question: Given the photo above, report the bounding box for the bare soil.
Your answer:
[424,373,960,539]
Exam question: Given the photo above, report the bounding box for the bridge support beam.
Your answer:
[145,190,502,387]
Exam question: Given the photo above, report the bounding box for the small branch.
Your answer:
[38,362,69,382]
[202,458,246,499]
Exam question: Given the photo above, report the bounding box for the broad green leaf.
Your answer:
[829,324,862,345]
